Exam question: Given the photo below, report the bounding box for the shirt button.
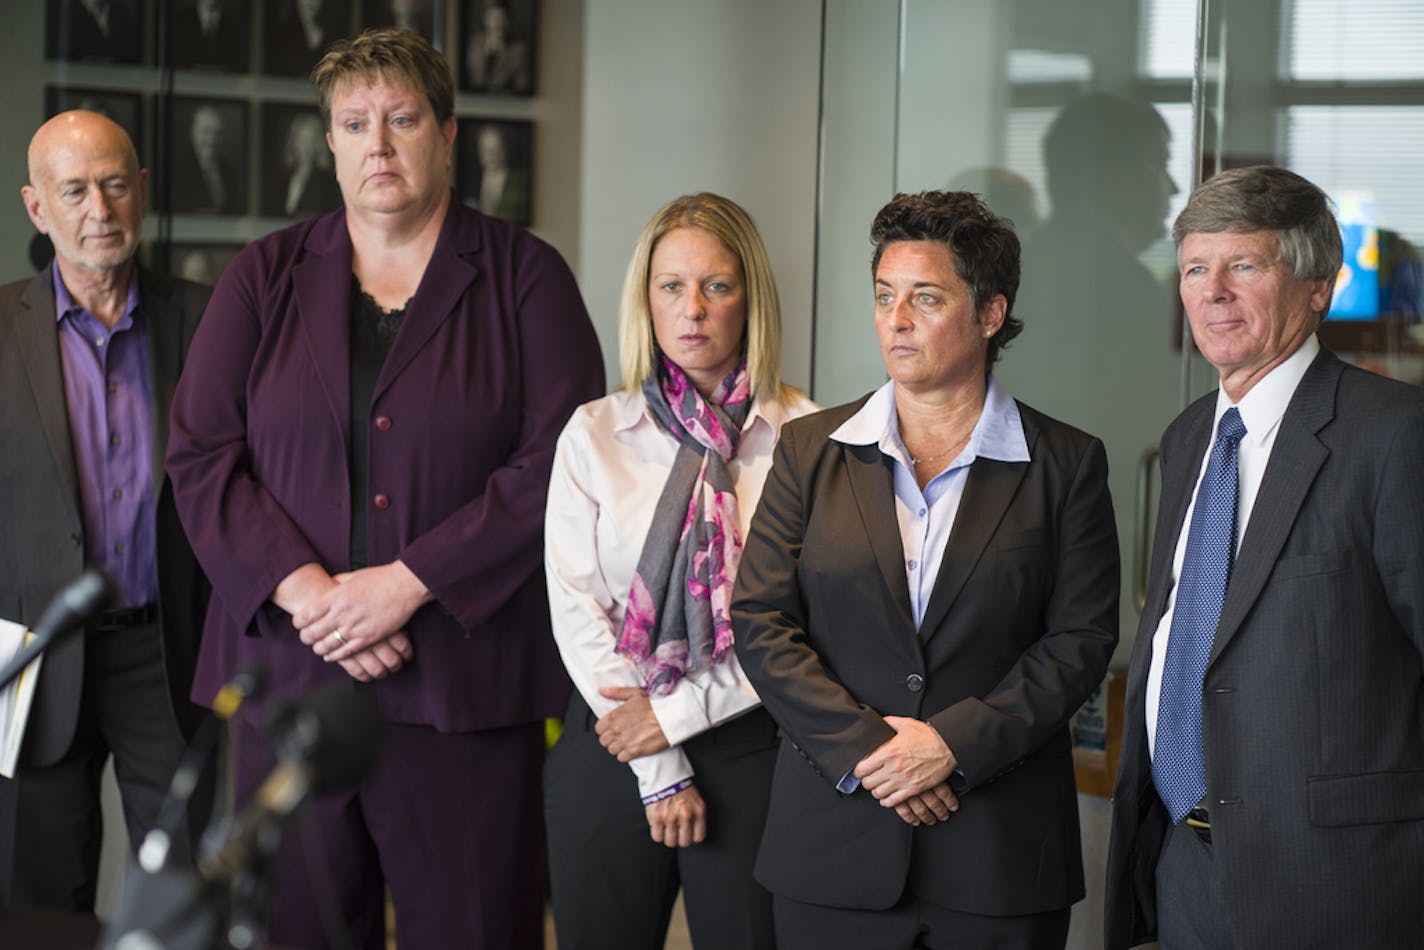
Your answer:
[907,559,918,571]
[110,434,122,446]
[107,383,119,394]
[114,543,125,555]
[113,489,124,500]
[95,337,106,347]
[375,415,392,431]
[918,508,926,518]
[373,493,391,510]
[906,673,924,693]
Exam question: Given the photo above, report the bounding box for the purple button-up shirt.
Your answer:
[54,268,158,608]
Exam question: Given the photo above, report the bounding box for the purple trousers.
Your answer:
[233,715,546,950]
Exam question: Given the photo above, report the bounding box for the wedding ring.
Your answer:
[332,629,347,645]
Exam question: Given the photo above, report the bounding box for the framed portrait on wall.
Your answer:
[169,0,253,72]
[262,0,353,77]
[46,0,144,64]
[45,87,145,161]
[360,0,438,44]
[456,118,532,225]
[460,0,536,95]
[259,102,343,218]
[166,242,245,286]
[165,96,250,216]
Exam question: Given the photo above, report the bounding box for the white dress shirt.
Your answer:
[1146,335,1320,756]
[545,386,820,799]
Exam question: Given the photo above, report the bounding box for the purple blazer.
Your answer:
[167,198,604,731]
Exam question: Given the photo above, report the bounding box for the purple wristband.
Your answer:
[641,779,693,805]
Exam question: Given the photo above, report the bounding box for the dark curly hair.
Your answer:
[870,190,1024,369]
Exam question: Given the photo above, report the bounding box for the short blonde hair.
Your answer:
[312,27,454,128]
[618,193,786,399]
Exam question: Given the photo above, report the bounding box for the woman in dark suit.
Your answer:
[543,193,817,949]
[731,191,1118,950]
[166,27,603,950]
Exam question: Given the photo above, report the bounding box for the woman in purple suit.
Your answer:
[166,27,603,950]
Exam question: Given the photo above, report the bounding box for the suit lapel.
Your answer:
[1210,349,1338,664]
[1143,398,1214,631]
[373,202,478,403]
[293,217,354,449]
[916,418,1034,642]
[843,441,916,634]
[14,269,82,525]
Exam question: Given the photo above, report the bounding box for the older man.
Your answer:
[0,111,212,913]
[1106,166,1424,948]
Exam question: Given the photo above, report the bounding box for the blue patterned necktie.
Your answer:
[1153,407,1247,822]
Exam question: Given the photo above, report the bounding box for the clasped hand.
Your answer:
[853,716,961,827]
[280,561,430,681]
[596,686,706,846]
[595,686,670,761]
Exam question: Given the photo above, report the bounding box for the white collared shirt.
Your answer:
[545,386,820,798]
[829,376,1031,629]
[1146,335,1321,756]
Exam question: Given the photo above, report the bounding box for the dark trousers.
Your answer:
[544,694,777,950]
[233,715,547,950]
[773,888,1070,950]
[1155,818,1235,950]
[0,621,210,914]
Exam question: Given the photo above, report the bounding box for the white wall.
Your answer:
[576,0,823,393]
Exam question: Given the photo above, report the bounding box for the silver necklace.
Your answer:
[910,443,960,466]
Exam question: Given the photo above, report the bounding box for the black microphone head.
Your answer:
[29,568,117,642]
[268,686,383,792]
[66,568,117,617]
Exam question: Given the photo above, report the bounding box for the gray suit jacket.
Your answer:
[0,264,211,765]
[733,396,1118,915]
[1105,347,1424,948]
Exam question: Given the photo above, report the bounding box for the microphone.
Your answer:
[137,665,270,873]
[0,568,115,692]
[197,686,383,882]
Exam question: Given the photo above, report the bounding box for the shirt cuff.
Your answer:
[647,683,712,748]
[837,767,861,794]
[628,746,694,801]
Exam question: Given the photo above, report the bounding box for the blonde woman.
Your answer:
[544,193,817,949]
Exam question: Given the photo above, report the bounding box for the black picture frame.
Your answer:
[259,102,344,218]
[456,117,532,226]
[165,96,251,216]
[360,0,438,44]
[459,0,536,96]
[46,0,145,65]
[262,0,354,78]
[167,0,253,73]
[45,87,146,162]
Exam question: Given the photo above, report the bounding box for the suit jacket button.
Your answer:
[906,673,924,692]
[375,415,392,431]
[373,493,391,510]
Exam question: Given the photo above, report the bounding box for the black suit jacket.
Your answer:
[0,265,211,764]
[1105,347,1424,948]
[732,395,1118,915]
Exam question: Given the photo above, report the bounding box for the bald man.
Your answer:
[0,111,213,913]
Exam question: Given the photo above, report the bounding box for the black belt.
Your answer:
[93,602,158,631]
[1184,805,1212,846]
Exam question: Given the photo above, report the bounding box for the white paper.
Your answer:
[0,617,43,779]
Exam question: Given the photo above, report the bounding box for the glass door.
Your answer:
[811,0,1424,659]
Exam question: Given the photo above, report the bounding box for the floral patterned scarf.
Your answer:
[616,357,752,696]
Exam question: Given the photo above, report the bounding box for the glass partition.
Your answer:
[813,0,1424,658]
